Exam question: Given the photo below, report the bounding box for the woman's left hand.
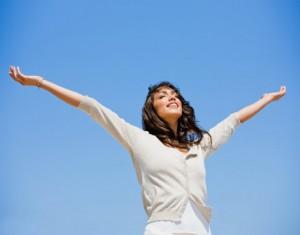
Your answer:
[261,85,287,102]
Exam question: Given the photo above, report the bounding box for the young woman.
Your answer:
[8,66,286,235]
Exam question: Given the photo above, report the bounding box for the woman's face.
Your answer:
[152,86,182,125]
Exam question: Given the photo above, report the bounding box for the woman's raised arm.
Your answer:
[9,65,148,156]
[9,65,82,107]
[236,86,287,123]
[202,85,287,159]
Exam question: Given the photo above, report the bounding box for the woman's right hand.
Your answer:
[9,65,43,87]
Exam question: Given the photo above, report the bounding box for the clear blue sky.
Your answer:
[1,1,299,235]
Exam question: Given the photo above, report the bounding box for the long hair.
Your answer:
[142,81,212,150]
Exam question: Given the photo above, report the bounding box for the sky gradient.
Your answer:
[1,1,299,235]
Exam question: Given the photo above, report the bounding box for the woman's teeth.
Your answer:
[168,103,177,108]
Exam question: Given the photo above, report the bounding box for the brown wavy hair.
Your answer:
[142,81,212,151]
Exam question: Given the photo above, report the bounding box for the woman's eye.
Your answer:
[159,96,165,99]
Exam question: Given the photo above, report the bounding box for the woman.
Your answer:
[8,66,286,235]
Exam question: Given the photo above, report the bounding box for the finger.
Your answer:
[9,66,14,75]
[14,66,23,81]
[16,66,24,78]
[12,66,18,78]
[9,65,15,72]
[9,66,18,80]
[10,68,22,83]
[9,68,15,78]
[16,66,21,75]
[16,66,21,74]
[280,86,286,93]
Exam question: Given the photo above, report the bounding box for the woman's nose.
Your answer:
[168,95,176,101]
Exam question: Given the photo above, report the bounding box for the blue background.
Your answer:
[1,1,299,234]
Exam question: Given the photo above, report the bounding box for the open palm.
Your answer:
[261,86,287,101]
[9,65,42,87]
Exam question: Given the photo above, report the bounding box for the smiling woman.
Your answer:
[153,87,183,134]
[142,81,213,154]
[8,65,286,235]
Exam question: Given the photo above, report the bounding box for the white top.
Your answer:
[77,95,241,225]
[145,199,211,234]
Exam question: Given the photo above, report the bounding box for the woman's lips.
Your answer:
[167,102,178,108]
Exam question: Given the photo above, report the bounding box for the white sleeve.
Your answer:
[77,95,146,155]
[203,112,241,159]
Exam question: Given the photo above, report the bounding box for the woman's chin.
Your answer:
[163,112,182,120]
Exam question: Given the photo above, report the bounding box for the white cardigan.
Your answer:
[77,95,241,226]
[144,199,212,234]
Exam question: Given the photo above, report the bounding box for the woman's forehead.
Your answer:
[155,86,176,93]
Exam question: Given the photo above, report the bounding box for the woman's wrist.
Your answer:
[36,77,45,88]
[260,94,274,103]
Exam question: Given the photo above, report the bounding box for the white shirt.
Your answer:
[144,199,211,234]
[77,95,241,226]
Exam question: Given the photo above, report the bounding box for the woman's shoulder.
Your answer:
[198,133,211,151]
